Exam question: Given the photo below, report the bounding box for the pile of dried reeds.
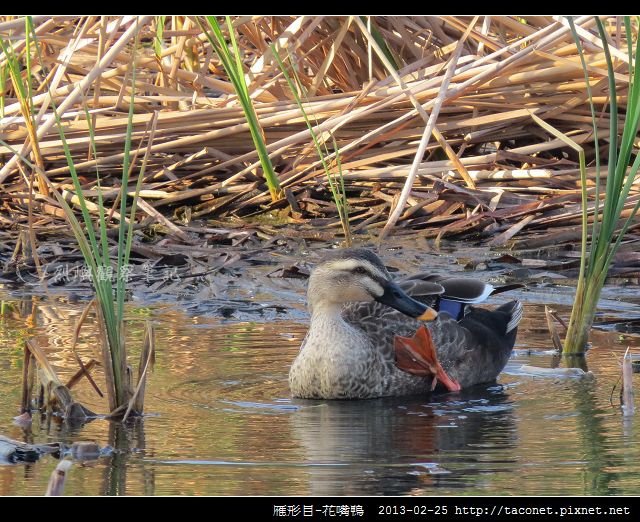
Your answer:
[1,16,639,249]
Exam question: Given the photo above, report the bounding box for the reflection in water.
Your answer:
[289,388,517,495]
[101,418,156,496]
[572,379,617,495]
[0,295,639,495]
[102,422,129,496]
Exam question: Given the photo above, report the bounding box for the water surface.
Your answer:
[0,245,638,496]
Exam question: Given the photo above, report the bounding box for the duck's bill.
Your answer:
[377,281,438,321]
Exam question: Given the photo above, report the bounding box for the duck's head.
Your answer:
[307,248,437,321]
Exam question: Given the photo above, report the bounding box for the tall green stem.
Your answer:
[562,16,640,356]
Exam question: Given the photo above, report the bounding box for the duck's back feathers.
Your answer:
[399,274,494,321]
[343,276,523,390]
[431,300,522,389]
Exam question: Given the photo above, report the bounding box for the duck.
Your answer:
[289,248,523,399]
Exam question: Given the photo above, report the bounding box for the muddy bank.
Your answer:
[2,235,639,331]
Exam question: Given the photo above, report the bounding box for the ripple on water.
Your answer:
[1,276,640,495]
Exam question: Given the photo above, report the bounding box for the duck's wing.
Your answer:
[401,273,524,320]
[402,273,523,301]
[399,273,493,320]
[396,278,444,308]
[403,273,493,301]
[391,302,522,390]
[342,300,425,364]
[343,300,461,390]
[343,289,523,390]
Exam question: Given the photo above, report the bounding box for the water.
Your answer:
[0,243,639,496]
[0,300,638,496]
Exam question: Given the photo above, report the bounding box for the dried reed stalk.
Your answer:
[621,348,635,417]
[0,16,637,245]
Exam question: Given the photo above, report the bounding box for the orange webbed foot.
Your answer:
[394,325,461,392]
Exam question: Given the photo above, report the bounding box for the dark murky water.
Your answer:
[0,245,639,496]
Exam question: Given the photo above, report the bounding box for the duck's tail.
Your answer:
[463,300,523,342]
[500,300,523,334]
[490,283,525,297]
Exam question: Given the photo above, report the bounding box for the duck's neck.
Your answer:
[292,302,374,399]
[306,303,362,352]
[309,303,346,330]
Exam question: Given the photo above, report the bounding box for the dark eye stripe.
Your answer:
[329,259,388,285]
[346,266,387,288]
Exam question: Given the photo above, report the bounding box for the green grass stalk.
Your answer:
[0,63,7,117]
[361,16,398,71]
[199,16,283,202]
[20,16,150,411]
[0,27,47,195]
[273,48,352,245]
[154,16,166,59]
[562,16,640,354]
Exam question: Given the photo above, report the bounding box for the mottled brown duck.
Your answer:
[289,248,522,399]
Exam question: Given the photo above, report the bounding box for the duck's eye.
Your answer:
[353,266,367,275]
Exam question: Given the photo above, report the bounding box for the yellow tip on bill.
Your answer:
[417,307,438,321]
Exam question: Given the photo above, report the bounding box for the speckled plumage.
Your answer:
[289,248,522,399]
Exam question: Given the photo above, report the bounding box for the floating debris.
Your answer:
[0,435,59,464]
[516,365,593,379]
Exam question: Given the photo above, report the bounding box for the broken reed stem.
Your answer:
[70,298,104,397]
[45,460,73,496]
[24,339,94,420]
[65,360,100,392]
[621,348,635,417]
[21,346,34,413]
[545,305,564,352]
[122,320,155,422]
